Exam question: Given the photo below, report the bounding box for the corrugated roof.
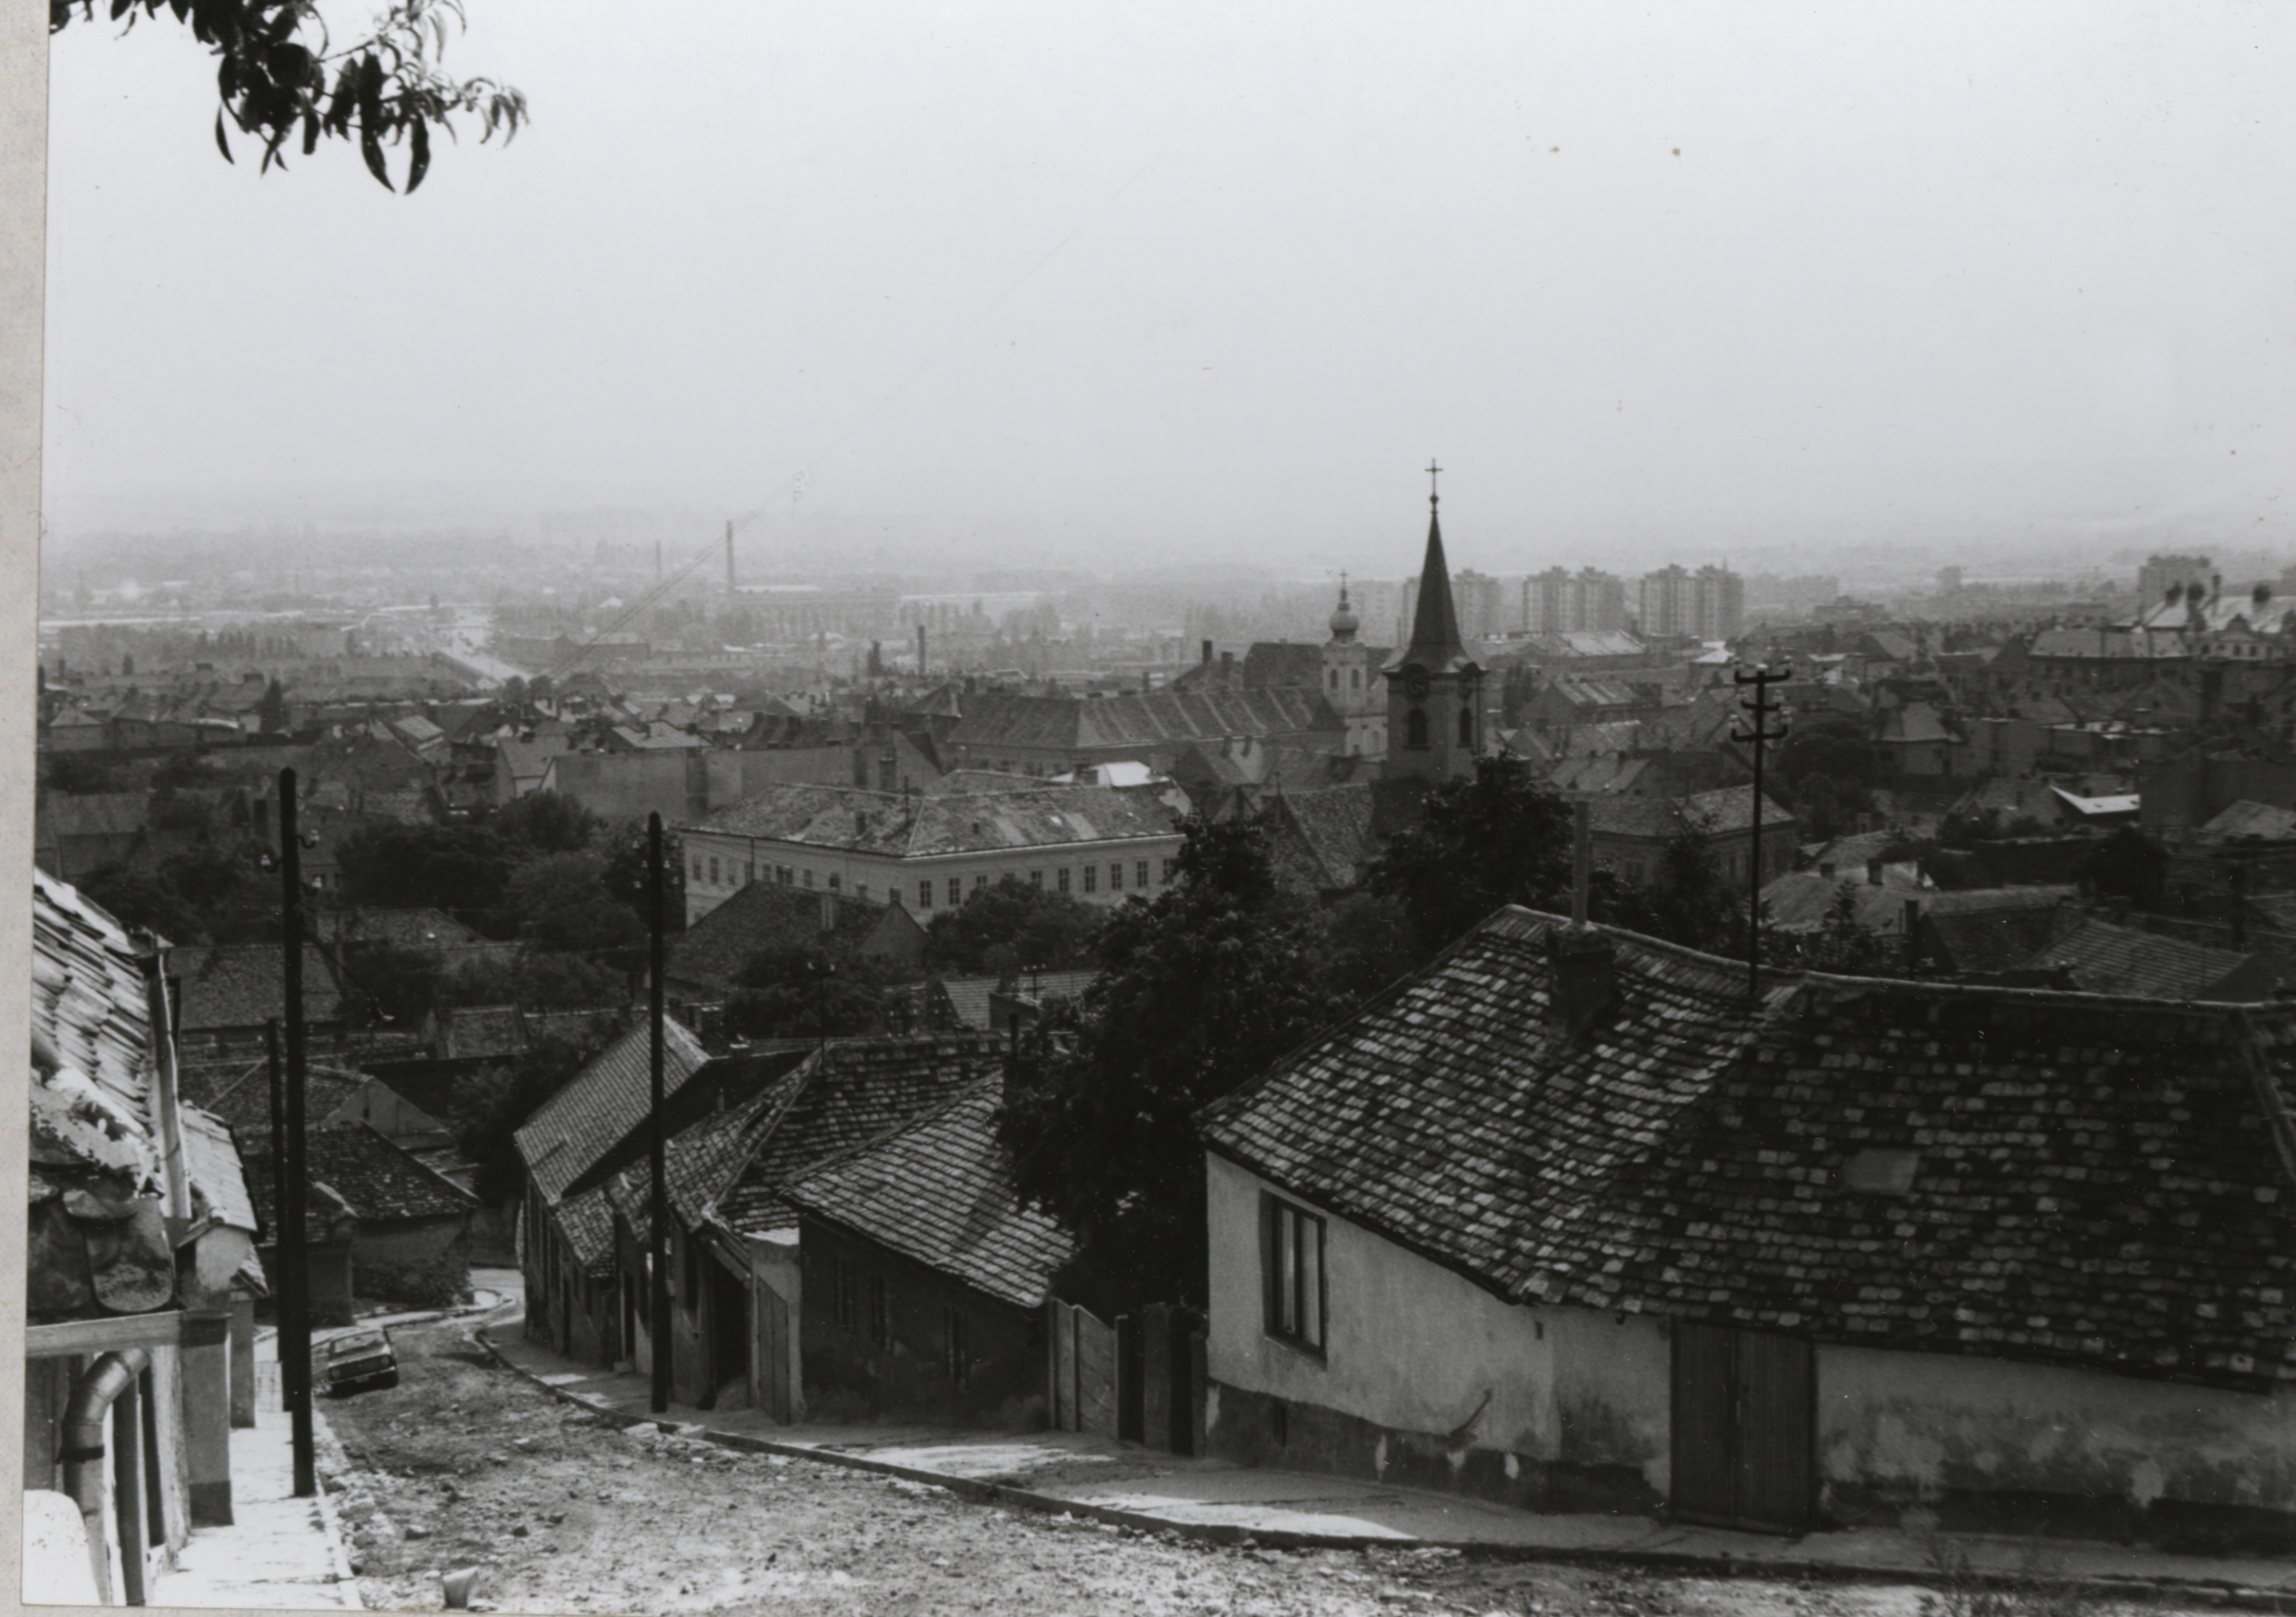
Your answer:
[780,1079,1072,1309]
[1203,908,2296,1390]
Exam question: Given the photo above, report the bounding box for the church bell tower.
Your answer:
[1384,461,1484,783]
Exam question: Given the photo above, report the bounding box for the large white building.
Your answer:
[678,781,1188,927]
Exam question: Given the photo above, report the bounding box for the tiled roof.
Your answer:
[1876,703,1954,746]
[1587,785,1794,840]
[2203,801,2296,841]
[170,943,347,1029]
[550,1183,620,1276]
[514,1017,712,1203]
[2019,916,2280,1001]
[33,870,158,1126]
[1759,872,1927,933]
[179,1106,259,1233]
[718,1032,1009,1235]
[780,1079,1073,1309]
[687,782,1180,858]
[245,1121,477,1224]
[1265,785,1377,891]
[191,1061,373,1138]
[948,689,1339,754]
[604,1072,804,1234]
[1203,908,2296,1390]
[1918,892,2082,972]
[665,882,880,995]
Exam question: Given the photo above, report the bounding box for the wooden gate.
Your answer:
[1048,1300,1119,1439]
[1670,1322,1813,1533]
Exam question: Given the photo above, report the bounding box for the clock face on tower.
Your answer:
[1403,666,1430,703]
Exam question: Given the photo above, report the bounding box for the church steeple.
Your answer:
[1400,463,1471,674]
[1383,460,1485,783]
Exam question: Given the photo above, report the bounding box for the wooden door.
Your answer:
[1671,1322,1813,1533]
[758,1284,791,1424]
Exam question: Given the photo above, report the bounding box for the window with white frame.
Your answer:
[1081,865,1097,894]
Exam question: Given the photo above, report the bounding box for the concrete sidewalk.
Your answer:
[145,1359,361,1609]
[475,1315,2296,1610]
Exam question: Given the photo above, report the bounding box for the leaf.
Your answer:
[360,124,393,191]
[213,109,233,164]
[323,58,357,136]
[301,109,318,155]
[406,115,429,193]
[356,51,383,134]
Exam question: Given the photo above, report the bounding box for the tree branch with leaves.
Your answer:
[53,0,526,191]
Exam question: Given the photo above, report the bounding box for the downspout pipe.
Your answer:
[62,1347,151,1604]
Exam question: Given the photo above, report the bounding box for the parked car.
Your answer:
[321,1327,398,1395]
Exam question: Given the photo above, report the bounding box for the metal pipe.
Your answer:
[61,1348,151,1604]
[144,953,192,1221]
[1571,797,1592,927]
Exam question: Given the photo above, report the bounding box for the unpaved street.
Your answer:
[316,1318,2140,1616]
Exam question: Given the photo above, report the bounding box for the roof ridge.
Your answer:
[777,1071,1001,1197]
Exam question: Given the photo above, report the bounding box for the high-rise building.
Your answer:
[1638,564,1741,640]
[1452,569,1506,641]
[1523,567,1627,634]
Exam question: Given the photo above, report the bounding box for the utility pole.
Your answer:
[1731,664,1792,1002]
[648,813,671,1415]
[274,769,315,1497]
[264,1019,296,1478]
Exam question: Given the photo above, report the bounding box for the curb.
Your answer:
[467,1328,2294,1613]
[306,1405,362,1593]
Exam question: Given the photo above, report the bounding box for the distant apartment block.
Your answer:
[1523,567,1628,635]
[1637,564,1743,640]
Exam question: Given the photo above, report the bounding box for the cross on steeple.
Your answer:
[1427,459,1442,509]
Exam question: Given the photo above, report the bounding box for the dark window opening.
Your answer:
[1261,1195,1326,1352]
[1406,708,1429,750]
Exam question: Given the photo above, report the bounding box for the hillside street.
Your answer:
[309,1310,2196,1617]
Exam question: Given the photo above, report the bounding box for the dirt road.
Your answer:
[316,1319,2134,1616]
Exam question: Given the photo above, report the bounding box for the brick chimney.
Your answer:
[1545,926,1619,1037]
[1201,639,1213,665]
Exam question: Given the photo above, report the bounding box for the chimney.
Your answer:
[1867,859,1884,886]
[1570,796,1592,926]
[1201,639,1213,665]
[1221,650,1234,669]
[1545,925,1618,1036]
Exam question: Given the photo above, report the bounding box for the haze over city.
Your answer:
[38,0,2296,591]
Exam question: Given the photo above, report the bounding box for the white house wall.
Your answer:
[1818,1341,2296,1541]
[1207,1154,2296,1547]
[681,830,1185,926]
[1204,1154,1671,1514]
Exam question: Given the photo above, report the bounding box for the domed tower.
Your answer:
[1323,574,1381,754]
[1384,462,1484,783]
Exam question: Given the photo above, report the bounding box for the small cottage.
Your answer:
[1198,908,2296,1552]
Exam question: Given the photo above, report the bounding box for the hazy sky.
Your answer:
[39,1,2296,577]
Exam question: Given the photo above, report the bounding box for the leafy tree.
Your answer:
[442,949,624,1010]
[598,817,684,933]
[339,941,447,1024]
[1792,882,1905,975]
[77,866,205,944]
[335,821,513,920]
[54,0,527,193]
[256,677,290,735]
[1599,817,1747,956]
[1363,754,1572,962]
[722,947,893,1040]
[492,789,601,855]
[45,754,129,795]
[1775,714,1879,792]
[505,851,645,953]
[923,875,1100,976]
[996,816,1346,1314]
[1316,890,1420,1004]
[450,1036,590,1204]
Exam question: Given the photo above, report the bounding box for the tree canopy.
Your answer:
[1362,755,1573,963]
[53,0,526,192]
[996,815,1346,1314]
[923,875,1100,977]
